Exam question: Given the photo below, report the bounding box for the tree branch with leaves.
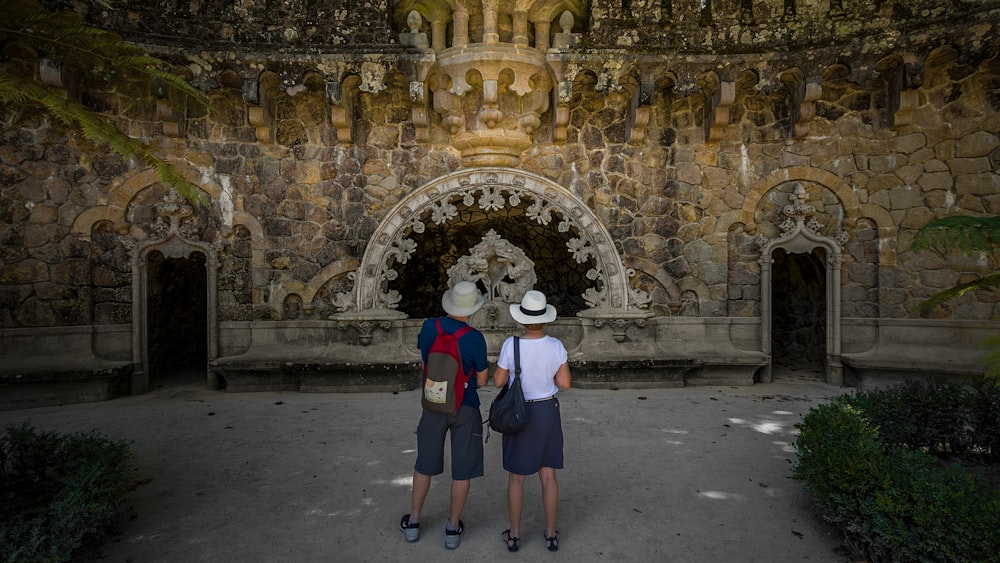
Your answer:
[0,0,211,204]
[913,214,1000,383]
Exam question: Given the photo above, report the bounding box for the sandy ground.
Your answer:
[1,370,853,563]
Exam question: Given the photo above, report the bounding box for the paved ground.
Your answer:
[1,370,853,563]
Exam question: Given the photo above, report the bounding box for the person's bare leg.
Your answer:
[507,472,526,540]
[410,471,432,522]
[448,479,470,529]
[539,467,559,540]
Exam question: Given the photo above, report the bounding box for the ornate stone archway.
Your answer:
[127,189,222,393]
[755,184,848,386]
[336,168,648,318]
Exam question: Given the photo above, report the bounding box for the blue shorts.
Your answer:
[414,405,484,480]
[502,397,564,475]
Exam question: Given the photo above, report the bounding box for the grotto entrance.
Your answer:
[145,251,208,388]
[340,168,646,327]
[391,200,591,319]
[770,248,827,382]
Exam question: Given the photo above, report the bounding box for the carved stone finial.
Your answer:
[782,183,816,223]
[407,10,421,33]
[559,11,574,33]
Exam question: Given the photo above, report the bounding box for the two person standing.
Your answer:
[402,282,571,552]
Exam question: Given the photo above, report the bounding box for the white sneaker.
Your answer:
[444,520,464,550]
[400,514,419,543]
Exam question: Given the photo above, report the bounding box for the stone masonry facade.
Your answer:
[1,0,999,397]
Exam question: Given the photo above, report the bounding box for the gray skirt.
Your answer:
[501,397,564,475]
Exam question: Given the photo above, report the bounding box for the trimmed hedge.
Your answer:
[0,423,135,563]
[794,382,1000,562]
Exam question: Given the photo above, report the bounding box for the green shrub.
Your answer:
[794,386,1000,562]
[971,382,1000,461]
[845,380,976,455]
[0,422,135,563]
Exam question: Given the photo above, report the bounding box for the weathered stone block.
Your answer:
[955,130,999,157]
[955,172,1000,196]
[889,132,927,154]
[916,170,953,192]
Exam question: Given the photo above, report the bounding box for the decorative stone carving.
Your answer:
[703,74,736,143]
[343,169,645,319]
[447,229,536,303]
[754,184,848,386]
[337,319,393,346]
[552,11,579,50]
[399,10,429,49]
[396,1,588,166]
[593,316,649,343]
[149,188,196,242]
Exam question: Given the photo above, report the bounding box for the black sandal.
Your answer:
[502,529,520,552]
[544,529,559,552]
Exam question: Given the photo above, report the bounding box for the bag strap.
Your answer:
[513,336,521,379]
[436,317,473,338]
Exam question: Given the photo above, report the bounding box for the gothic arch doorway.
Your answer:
[131,235,220,394]
[769,248,827,380]
[146,250,208,387]
[757,185,846,386]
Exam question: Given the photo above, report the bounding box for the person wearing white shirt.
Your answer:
[493,290,572,553]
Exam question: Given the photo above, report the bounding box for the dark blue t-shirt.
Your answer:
[418,316,488,409]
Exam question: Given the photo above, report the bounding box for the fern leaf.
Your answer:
[912,215,1000,255]
[916,272,1000,315]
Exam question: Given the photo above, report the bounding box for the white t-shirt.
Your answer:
[496,335,567,401]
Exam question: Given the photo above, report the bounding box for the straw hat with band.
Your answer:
[509,290,557,324]
[441,281,485,317]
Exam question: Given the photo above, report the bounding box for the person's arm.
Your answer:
[494,366,510,388]
[476,368,488,388]
[554,362,571,390]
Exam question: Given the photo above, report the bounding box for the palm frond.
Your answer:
[916,271,1000,315]
[912,215,1000,255]
[1,0,210,112]
[5,72,206,205]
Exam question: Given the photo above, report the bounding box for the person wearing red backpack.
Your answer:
[401,281,489,550]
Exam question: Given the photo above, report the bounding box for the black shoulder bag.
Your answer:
[488,337,529,434]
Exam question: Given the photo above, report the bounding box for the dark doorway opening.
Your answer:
[392,200,591,318]
[147,251,207,387]
[771,248,826,381]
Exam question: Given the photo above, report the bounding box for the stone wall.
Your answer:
[1,0,998,391]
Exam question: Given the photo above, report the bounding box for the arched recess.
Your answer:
[128,189,222,394]
[755,184,848,387]
[339,168,645,317]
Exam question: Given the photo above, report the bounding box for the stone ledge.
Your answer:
[0,363,132,411]
[842,345,985,390]
[210,350,421,393]
[570,359,697,389]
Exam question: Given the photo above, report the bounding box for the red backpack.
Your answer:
[422,318,473,415]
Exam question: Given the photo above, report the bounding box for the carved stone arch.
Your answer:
[753,184,849,387]
[127,187,224,395]
[624,257,681,315]
[738,166,861,232]
[347,168,639,316]
[332,73,362,144]
[72,167,224,238]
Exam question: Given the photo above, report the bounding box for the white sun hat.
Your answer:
[441,281,485,316]
[509,290,557,324]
